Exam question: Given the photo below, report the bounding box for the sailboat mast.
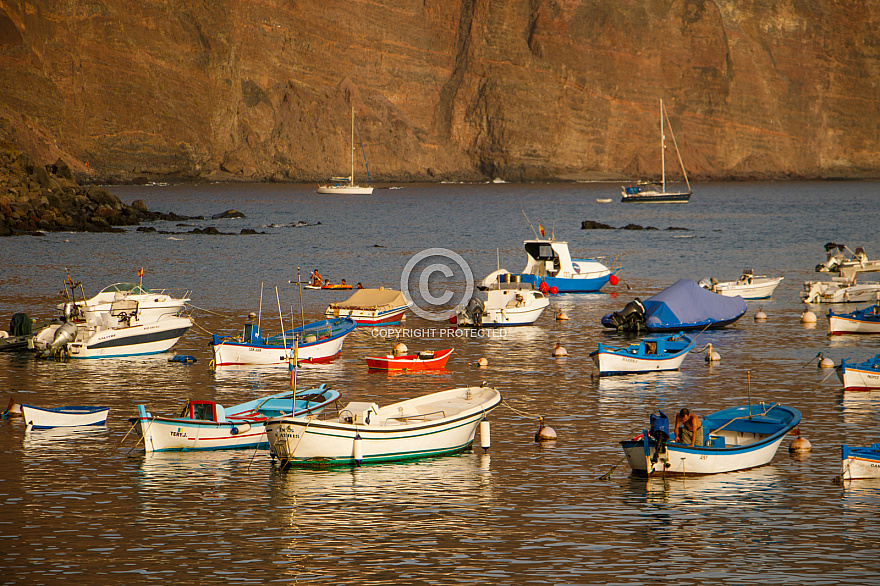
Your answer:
[660,99,666,194]
[350,106,355,188]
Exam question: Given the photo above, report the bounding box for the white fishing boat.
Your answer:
[31,279,192,359]
[700,270,784,299]
[265,384,501,468]
[837,354,880,391]
[455,280,549,327]
[21,404,109,429]
[589,333,694,376]
[620,402,801,476]
[325,288,410,326]
[620,99,692,203]
[828,296,880,334]
[316,106,373,195]
[841,443,880,480]
[133,385,340,452]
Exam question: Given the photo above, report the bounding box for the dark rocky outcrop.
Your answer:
[581,220,689,231]
[211,210,246,219]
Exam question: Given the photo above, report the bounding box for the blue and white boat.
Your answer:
[590,333,694,376]
[837,354,880,392]
[620,402,801,476]
[487,238,620,294]
[841,443,880,480]
[21,404,109,429]
[210,317,356,367]
[133,384,341,452]
[602,279,747,332]
[828,300,880,334]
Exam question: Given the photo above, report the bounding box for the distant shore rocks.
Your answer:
[581,219,689,231]
[211,209,245,219]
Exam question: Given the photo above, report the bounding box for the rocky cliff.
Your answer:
[0,0,878,183]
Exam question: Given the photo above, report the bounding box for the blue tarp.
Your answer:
[604,279,747,331]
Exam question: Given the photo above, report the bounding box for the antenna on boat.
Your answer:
[522,210,539,239]
[275,286,286,352]
[496,248,500,272]
[747,370,752,419]
[258,282,264,332]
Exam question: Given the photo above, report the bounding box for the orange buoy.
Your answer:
[556,310,569,321]
[478,357,488,367]
[789,428,812,453]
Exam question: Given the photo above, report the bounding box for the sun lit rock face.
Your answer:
[0,1,878,183]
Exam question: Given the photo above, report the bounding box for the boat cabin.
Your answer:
[180,400,226,422]
[522,239,576,278]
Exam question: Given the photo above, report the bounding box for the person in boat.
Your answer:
[674,408,703,446]
[341,279,348,287]
[310,269,324,287]
[357,282,364,289]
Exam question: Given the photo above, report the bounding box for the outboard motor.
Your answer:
[609,298,645,332]
[49,322,77,350]
[649,410,669,464]
[461,297,485,327]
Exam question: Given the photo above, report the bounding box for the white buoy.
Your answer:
[789,435,812,453]
[801,309,817,323]
[478,357,488,367]
[535,417,557,442]
[553,342,568,357]
[818,353,835,368]
[556,310,569,321]
[353,432,363,466]
[480,419,491,452]
[755,306,767,321]
[704,343,720,362]
[393,342,408,356]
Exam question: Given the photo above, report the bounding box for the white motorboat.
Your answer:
[316,106,373,195]
[265,385,501,468]
[700,270,784,299]
[815,243,880,273]
[32,280,192,359]
[801,272,880,304]
[456,280,549,327]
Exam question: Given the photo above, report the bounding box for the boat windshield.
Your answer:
[525,242,557,261]
[100,283,150,295]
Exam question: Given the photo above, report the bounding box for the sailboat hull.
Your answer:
[316,185,374,195]
[621,190,692,203]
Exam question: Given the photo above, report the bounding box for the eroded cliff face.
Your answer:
[0,0,878,183]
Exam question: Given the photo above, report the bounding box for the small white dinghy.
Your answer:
[701,270,783,299]
[265,384,501,468]
[21,405,110,429]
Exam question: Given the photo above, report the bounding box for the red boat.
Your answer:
[365,348,454,371]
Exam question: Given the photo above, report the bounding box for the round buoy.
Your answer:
[539,281,549,293]
[609,274,619,286]
[819,354,835,368]
[353,432,363,466]
[478,357,488,367]
[393,342,408,356]
[801,309,817,323]
[556,310,569,321]
[553,342,568,357]
[704,343,720,362]
[480,419,491,453]
[789,436,812,453]
[549,286,558,295]
[535,417,557,442]
[448,315,457,324]
[248,312,257,320]
[755,306,767,321]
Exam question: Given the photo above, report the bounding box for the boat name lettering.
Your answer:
[170,431,187,438]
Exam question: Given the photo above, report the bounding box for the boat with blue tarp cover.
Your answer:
[601,279,747,332]
[620,402,801,476]
[132,384,341,452]
[590,332,694,376]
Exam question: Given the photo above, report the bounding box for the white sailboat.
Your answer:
[317,106,374,195]
[621,99,692,203]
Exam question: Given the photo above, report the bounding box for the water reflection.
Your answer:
[624,466,786,506]
[22,424,110,453]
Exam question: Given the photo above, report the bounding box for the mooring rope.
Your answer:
[500,398,542,421]
[184,303,238,318]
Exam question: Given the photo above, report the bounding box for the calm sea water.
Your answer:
[1,181,879,584]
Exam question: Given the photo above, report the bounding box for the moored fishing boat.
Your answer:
[210,317,356,367]
[590,333,694,376]
[325,288,410,325]
[620,402,801,476]
[700,270,784,299]
[21,405,109,429]
[837,354,880,391]
[840,443,880,480]
[456,281,549,327]
[502,237,620,294]
[132,384,340,452]
[365,348,454,370]
[828,300,880,334]
[265,384,501,468]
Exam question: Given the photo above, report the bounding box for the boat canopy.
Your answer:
[99,283,151,295]
[329,288,408,310]
[643,279,746,329]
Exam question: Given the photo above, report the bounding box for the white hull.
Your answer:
[801,280,880,303]
[211,334,348,367]
[21,405,109,429]
[137,417,268,452]
[626,435,787,475]
[592,349,689,375]
[481,298,549,326]
[324,306,408,325]
[828,314,880,334]
[266,386,501,467]
[34,316,192,358]
[842,455,880,479]
[713,276,783,299]
[838,365,880,392]
[316,185,373,195]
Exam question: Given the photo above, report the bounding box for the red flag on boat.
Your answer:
[539,224,545,237]
[137,267,143,278]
